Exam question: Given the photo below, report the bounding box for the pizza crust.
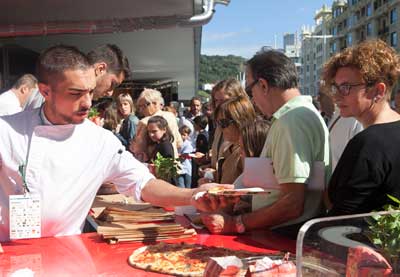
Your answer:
[128,242,267,276]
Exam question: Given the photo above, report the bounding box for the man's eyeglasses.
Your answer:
[245,80,259,97]
[216,118,235,129]
[331,82,373,96]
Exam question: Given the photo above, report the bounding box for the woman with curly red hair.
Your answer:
[322,39,400,215]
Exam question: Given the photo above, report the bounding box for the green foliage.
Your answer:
[197,90,211,99]
[199,55,247,87]
[153,153,180,181]
[88,107,99,118]
[365,194,400,272]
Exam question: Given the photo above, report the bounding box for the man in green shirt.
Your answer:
[243,50,331,234]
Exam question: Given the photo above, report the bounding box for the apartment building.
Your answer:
[330,0,400,53]
[300,0,400,96]
[300,5,332,96]
[283,33,302,87]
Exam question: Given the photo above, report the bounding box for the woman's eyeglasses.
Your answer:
[217,118,234,129]
[331,82,373,96]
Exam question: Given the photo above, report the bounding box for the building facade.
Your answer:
[330,0,400,53]
[300,0,400,96]
[300,5,332,96]
[283,33,302,88]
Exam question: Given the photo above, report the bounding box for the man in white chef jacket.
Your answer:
[0,45,230,242]
[0,74,38,116]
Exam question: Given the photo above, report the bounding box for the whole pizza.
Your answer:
[128,242,268,276]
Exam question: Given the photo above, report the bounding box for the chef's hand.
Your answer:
[200,213,236,234]
[190,183,239,212]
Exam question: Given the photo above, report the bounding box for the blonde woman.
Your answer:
[115,93,139,149]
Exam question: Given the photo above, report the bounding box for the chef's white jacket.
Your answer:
[0,108,155,241]
[0,89,22,116]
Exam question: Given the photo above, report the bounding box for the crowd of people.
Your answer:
[1,38,400,241]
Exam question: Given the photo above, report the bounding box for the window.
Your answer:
[334,8,341,18]
[391,32,398,47]
[366,23,372,37]
[331,42,337,53]
[306,65,310,72]
[367,3,372,16]
[390,8,397,24]
[347,33,353,46]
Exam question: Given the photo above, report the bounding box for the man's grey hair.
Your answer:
[12,74,38,90]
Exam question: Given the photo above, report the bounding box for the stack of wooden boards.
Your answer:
[91,195,196,244]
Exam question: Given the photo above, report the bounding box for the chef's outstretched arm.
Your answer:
[140,179,237,212]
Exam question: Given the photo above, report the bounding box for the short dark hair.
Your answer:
[13,74,38,89]
[87,44,131,79]
[193,115,208,130]
[190,96,202,105]
[247,50,298,90]
[36,45,91,85]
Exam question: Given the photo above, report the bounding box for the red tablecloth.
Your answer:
[0,224,295,276]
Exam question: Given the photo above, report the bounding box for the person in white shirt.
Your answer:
[23,87,45,111]
[328,109,363,170]
[0,45,231,242]
[0,74,38,116]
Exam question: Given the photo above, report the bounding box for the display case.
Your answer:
[296,211,400,276]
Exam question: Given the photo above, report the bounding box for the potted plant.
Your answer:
[152,153,181,182]
[365,195,400,274]
[88,107,101,125]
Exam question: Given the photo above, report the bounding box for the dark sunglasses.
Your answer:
[217,118,234,129]
[138,102,151,109]
[245,80,259,97]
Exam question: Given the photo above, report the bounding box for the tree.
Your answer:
[199,55,246,88]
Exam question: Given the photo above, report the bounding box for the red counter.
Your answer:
[0,229,294,276]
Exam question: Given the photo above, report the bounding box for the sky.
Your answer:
[201,0,331,58]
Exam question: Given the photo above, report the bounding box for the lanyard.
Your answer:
[18,104,47,194]
[18,164,30,194]
[328,115,341,132]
